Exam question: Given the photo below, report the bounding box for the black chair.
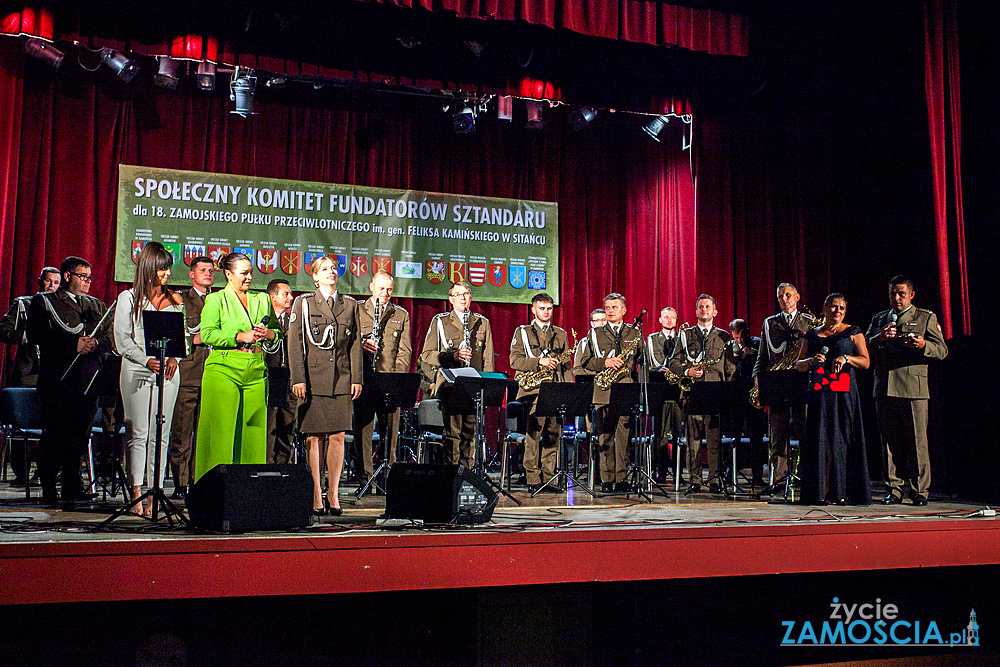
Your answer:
[500,400,527,490]
[415,399,444,463]
[0,387,42,500]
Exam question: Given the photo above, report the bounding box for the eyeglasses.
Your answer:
[450,292,472,298]
[70,272,93,283]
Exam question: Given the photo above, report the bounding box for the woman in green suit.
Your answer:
[194,252,282,482]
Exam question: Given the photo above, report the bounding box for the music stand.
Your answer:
[95,310,188,530]
[85,355,128,501]
[683,381,744,499]
[444,370,521,505]
[356,372,420,499]
[757,370,808,500]
[608,383,667,501]
[649,371,682,490]
[534,382,597,498]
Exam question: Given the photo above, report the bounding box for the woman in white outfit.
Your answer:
[114,242,184,516]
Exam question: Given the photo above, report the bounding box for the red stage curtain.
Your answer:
[924,0,970,338]
[0,38,695,380]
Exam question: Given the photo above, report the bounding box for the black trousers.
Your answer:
[38,387,97,500]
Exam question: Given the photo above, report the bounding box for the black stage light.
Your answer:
[452,105,476,134]
[101,48,139,83]
[525,100,545,129]
[642,115,670,141]
[194,61,216,91]
[23,37,64,70]
[153,56,183,90]
[569,106,598,131]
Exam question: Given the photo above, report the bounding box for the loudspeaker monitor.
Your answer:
[385,463,498,524]
[188,464,312,532]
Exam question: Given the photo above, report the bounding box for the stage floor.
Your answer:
[2,474,998,607]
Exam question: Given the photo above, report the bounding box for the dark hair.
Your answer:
[590,308,606,319]
[889,275,914,291]
[824,292,847,306]
[60,256,90,276]
[132,242,177,323]
[221,252,252,273]
[531,292,554,306]
[39,266,59,279]
[189,256,214,270]
[696,294,718,308]
[729,318,748,334]
[604,293,626,306]
[267,279,290,295]
[449,281,471,296]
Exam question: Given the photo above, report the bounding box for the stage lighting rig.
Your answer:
[153,56,183,90]
[525,100,545,129]
[452,103,476,134]
[194,61,216,91]
[642,115,670,141]
[569,107,598,131]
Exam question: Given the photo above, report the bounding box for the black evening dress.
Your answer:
[799,326,872,505]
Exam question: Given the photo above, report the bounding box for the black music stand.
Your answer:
[84,354,128,501]
[649,371,683,490]
[95,310,188,530]
[608,384,667,502]
[534,382,597,498]
[683,381,744,499]
[356,372,420,499]
[444,369,521,505]
[757,370,808,500]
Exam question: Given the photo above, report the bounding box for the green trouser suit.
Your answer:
[194,286,281,483]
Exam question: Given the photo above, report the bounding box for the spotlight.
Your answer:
[101,48,139,83]
[194,61,216,91]
[230,68,257,117]
[452,105,476,134]
[525,100,545,129]
[23,37,64,70]
[153,56,183,90]
[642,115,670,142]
[497,96,512,121]
[569,106,597,131]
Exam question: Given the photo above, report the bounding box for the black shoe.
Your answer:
[912,495,928,507]
[328,506,343,516]
[614,482,633,494]
[312,507,326,517]
[66,491,98,503]
[171,486,186,499]
[685,484,701,495]
[882,493,902,505]
[540,484,561,493]
[10,477,26,487]
[527,483,543,494]
[601,482,615,493]
[708,483,722,494]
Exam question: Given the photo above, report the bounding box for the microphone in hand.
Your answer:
[810,345,829,370]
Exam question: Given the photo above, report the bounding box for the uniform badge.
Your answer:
[289,312,297,323]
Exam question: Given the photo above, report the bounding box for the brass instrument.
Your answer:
[517,329,577,391]
[595,330,641,391]
[749,309,824,408]
[665,356,724,396]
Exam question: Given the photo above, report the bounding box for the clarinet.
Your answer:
[458,312,472,367]
[370,298,383,372]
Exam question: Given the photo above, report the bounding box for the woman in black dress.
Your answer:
[795,293,872,505]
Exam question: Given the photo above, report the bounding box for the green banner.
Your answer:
[115,165,559,303]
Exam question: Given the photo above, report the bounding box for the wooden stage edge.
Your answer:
[2,512,999,606]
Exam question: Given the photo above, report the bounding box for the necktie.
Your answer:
[786,313,793,326]
[328,295,335,310]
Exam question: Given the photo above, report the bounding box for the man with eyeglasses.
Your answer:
[419,281,494,467]
[27,256,111,506]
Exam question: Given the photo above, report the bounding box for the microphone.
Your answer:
[810,345,829,370]
[239,315,270,349]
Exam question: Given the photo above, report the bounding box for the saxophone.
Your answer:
[749,309,824,408]
[595,330,642,391]
[517,329,577,391]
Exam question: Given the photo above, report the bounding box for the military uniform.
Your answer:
[1,295,41,387]
[575,323,641,486]
[354,298,412,484]
[288,291,362,434]
[646,330,683,478]
[509,321,571,486]
[753,311,811,482]
[265,309,297,464]
[419,310,494,467]
[668,324,735,489]
[866,305,948,500]
[26,288,111,501]
[168,287,211,490]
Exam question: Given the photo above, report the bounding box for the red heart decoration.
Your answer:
[829,373,851,392]
[821,378,829,385]
[813,383,822,390]
[816,367,826,375]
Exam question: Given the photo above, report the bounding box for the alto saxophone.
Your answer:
[749,309,824,408]
[517,329,577,391]
[595,331,642,391]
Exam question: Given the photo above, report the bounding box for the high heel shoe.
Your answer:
[312,507,326,517]
[326,494,343,516]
